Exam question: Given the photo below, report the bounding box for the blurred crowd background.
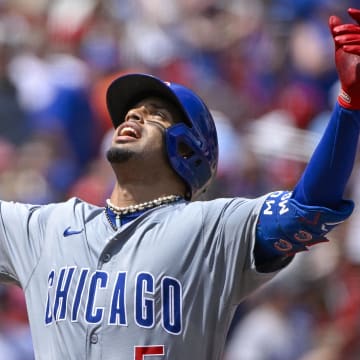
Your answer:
[0,0,359,359]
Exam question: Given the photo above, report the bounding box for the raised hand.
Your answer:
[329,8,360,109]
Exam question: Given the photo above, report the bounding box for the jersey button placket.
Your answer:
[90,333,98,344]
[102,253,111,263]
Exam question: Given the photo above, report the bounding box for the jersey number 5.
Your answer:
[135,345,165,359]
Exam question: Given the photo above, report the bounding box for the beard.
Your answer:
[106,147,134,164]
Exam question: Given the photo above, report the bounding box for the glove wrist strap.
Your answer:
[338,89,360,110]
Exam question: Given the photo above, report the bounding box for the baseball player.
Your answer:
[1,7,360,360]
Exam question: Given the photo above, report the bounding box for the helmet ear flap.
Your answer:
[165,124,213,200]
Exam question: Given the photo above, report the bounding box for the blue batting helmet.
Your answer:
[106,73,218,199]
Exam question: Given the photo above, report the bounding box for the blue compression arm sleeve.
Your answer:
[292,103,360,208]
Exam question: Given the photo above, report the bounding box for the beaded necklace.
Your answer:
[104,195,183,230]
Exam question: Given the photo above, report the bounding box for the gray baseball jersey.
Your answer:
[0,195,278,360]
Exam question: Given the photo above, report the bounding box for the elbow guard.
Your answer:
[256,191,354,258]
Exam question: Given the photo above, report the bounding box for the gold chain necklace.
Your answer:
[104,195,183,230]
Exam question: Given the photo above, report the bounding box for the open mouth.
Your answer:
[117,122,141,139]
[119,127,140,138]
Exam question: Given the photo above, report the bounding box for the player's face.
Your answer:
[106,97,181,165]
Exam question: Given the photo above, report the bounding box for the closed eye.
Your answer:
[152,111,167,119]
[148,110,172,127]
